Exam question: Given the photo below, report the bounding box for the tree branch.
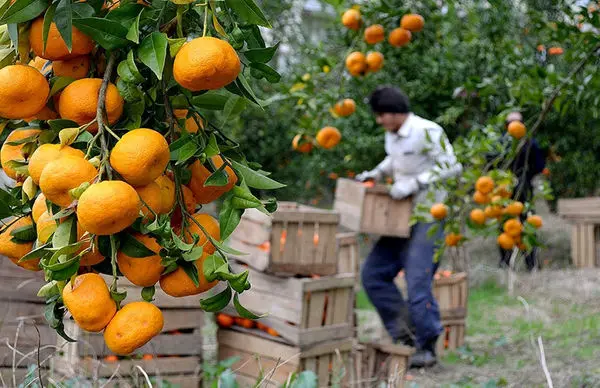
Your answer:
[96,52,118,180]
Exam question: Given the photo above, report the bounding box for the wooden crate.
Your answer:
[218,329,353,386]
[228,202,340,276]
[354,342,413,388]
[557,197,600,268]
[337,232,360,277]
[436,319,465,355]
[395,272,468,317]
[231,263,355,347]
[0,258,46,303]
[334,178,412,237]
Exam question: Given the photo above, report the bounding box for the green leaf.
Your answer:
[0,47,16,69]
[204,133,219,157]
[120,233,155,258]
[204,168,228,187]
[71,2,94,18]
[42,2,57,53]
[51,216,76,248]
[181,260,200,287]
[47,119,79,132]
[191,91,229,110]
[0,0,47,25]
[171,229,194,251]
[235,73,260,106]
[10,224,36,242]
[110,289,127,304]
[54,0,72,51]
[233,293,263,319]
[229,159,285,190]
[141,286,155,302]
[228,270,250,293]
[173,141,198,165]
[242,42,279,63]
[48,242,84,265]
[199,285,231,312]
[126,9,142,43]
[50,76,75,96]
[72,17,129,50]
[289,371,318,388]
[137,32,167,80]
[106,2,142,23]
[167,37,186,57]
[19,242,51,262]
[211,239,246,256]
[122,99,144,129]
[182,246,204,262]
[249,62,281,83]
[49,207,75,220]
[203,253,226,282]
[225,0,271,28]
[47,259,79,280]
[220,95,246,126]
[116,78,143,102]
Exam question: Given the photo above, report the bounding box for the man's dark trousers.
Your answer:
[361,222,443,349]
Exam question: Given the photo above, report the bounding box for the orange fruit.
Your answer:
[28,144,85,185]
[181,213,220,254]
[430,203,448,220]
[470,209,486,225]
[526,215,543,229]
[181,185,197,214]
[0,129,42,179]
[475,176,494,194]
[505,201,524,216]
[135,182,163,221]
[62,273,116,332]
[267,327,279,337]
[76,180,141,235]
[548,47,563,55]
[503,218,523,237]
[216,314,234,328]
[542,167,550,176]
[24,106,59,122]
[73,222,105,266]
[187,155,237,205]
[36,211,57,244]
[473,191,490,205]
[30,18,94,60]
[0,65,49,120]
[333,99,356,117]
[0,216,39,271]
[507,121,526,139]
[256,322,268,331]
[316,126,342,149]
[29,57,52,74]
[155,175,176,214]
[364,24,385,44]
[341,9,361,30]
[110,128,169,187]
[445,233,463,247]
[174,109,204,133]
[292,134,313,153]
[495,185,512,198]
[32,193,48,223]
[53,56,90,79]
[401,14,425,32]
[366,51,384,72]
[39,156,97,207]
[117,233,164,287]
[345,52,367,76]
[173,37,241,91]
[484,205,502,219]
[388,28,411,47]
[497,233,515,250]
[104,301,164,355]
[159,252,218,297]
[58,78,124,133]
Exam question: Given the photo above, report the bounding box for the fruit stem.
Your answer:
[202,4,208,37]
[96,51,118,181]
[176,6,184,39]
[109,234,119,293]
[162,80,176,142]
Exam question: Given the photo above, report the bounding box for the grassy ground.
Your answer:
[356,270,600,388]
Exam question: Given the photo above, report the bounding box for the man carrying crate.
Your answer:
[356,86,462,367]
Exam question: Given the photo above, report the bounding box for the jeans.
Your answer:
[361,223,443,349]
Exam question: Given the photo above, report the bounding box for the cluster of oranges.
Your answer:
[216,313,279,337]
[0,5,247,356]
[292,126,343,154]
[430,175,543,250]
[342,8,425,77]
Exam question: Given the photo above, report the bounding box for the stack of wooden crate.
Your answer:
[557,197,600,268]
[53,280,204,387]
[0,259,55,384]
[226,202,373,385]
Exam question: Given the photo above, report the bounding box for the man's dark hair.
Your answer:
[368,86,411,114]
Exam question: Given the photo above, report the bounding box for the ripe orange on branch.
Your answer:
[0,65,49,120]
[388,28,411,47]
[366,52,384,72]
[507,121,526,139]
[333,99,356,117]
[473,191,490,204]
[53,56,91,79]
[118,234,164,287]
[104,301,164,355]
[0,217,38,271]
[445,233,463,247]
[30,18,94,60]
[39,156,97,207]
[341,9,361,30]
[470,209,486,225]
[430,203,448,220]
[316,127,342,149]
[345,52,367,76]
[0,128,42,179]
[475,176,494,194]
[292,134,313,153]
[504,201,524,216]
[503,218,523,237]
[28,144,85,185]
[401,14,425,32]
[159,252,218,297]
[187,155,237,204]
[62,273,116,332]
[526,215,543,228]
[364,24,385,44]
[497,233,515,250]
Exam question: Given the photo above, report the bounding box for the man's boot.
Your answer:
[409,336,438,368]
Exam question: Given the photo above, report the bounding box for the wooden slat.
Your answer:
[75,332,203,357]
[316,354,330,386]
[270,221,286,264]
[333,179,366,232]
[332,288,351,325]
[558,197,600,218]
[219,345,296,383]
[306,291,325,329]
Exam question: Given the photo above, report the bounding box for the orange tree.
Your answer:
[0,0,283,352]
[232,0,600,207]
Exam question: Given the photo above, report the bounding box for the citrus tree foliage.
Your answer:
[0,0,282,341]
[233,0,600,204]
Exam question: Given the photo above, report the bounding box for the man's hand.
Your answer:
[356,169,381,182]
[389,178,419,200]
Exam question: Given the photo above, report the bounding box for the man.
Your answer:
[356,86,462,367]
[497,112,546,270]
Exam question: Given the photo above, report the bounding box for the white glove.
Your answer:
[355,169,382,182]
[389,178,419,200]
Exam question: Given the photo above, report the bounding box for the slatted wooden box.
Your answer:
[337,232,360,277]
[354,342,413,388]
[436,318,465,355]
[218,329,353,386]
[229,202,341,276]
[395,272,468,317]
[557,197,600,268]
[231,263,355,347]
[334,178,412,237]
[53,280,204,387]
